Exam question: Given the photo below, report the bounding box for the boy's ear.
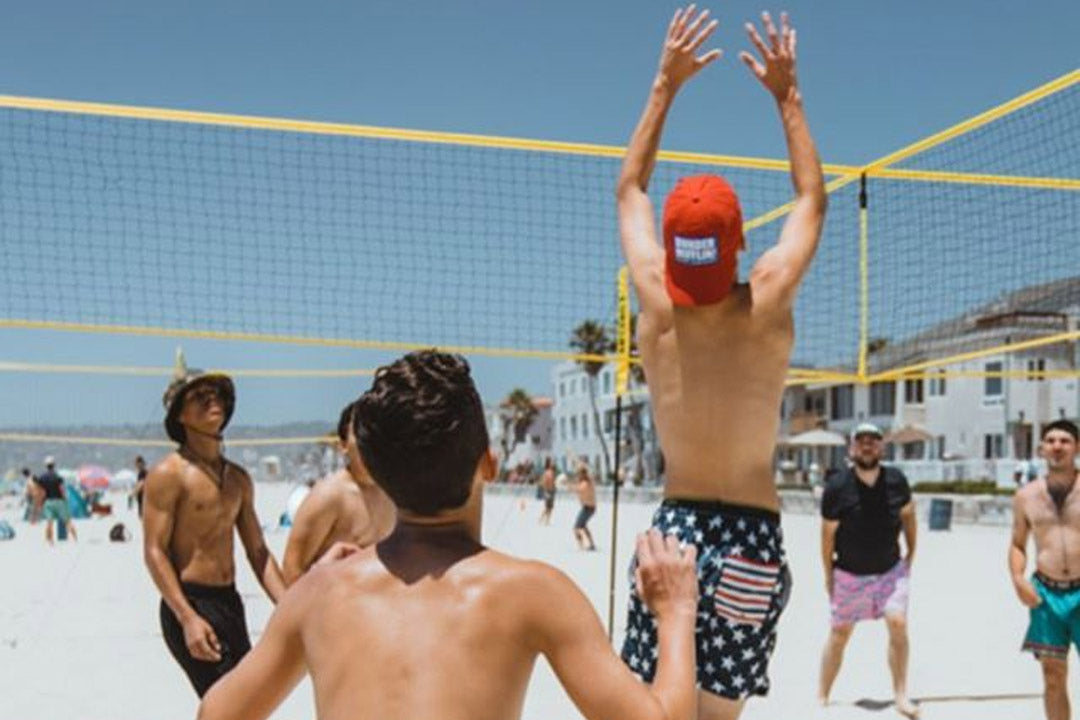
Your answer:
[479,448,498,483]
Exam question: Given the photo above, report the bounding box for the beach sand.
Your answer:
[0,482,1059,719]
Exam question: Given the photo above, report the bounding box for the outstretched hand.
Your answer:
[315,541,361,567]
[635,529,698,621]
[657,4,722,90]
[740,11,799,102]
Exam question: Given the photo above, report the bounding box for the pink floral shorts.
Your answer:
[830,560,909,627]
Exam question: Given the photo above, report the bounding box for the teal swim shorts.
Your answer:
[1023,573,1080,660]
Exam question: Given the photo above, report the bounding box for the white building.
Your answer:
[784,277,1080,483]
[485,396,554,472]
[550,362,661,483]
[549,277,1080,486]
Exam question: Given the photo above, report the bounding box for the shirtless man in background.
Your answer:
[143,367,285,697]
[1011,420,1080,720]
[616,6,826,717]
[198,350,700,720]
[282,400,396,585]
[574,463,598,551]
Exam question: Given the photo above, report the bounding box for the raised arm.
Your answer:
[616,5,721,318]
[143,461,222,663]
[742,12,827,307]
[282,486,337,586]
[537,530,698,720]
[1009,491,1040,608]
[235,470,286,603]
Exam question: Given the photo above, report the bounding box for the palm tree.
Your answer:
[498,388,538,474]
[570,320,613,481]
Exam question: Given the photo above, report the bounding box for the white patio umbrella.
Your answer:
[786,428,848,447]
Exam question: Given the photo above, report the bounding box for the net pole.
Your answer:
[857,173,870,381]
[607,392,624,642]
[607,267,632,641]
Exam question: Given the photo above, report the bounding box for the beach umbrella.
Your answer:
[112,468,138,489]
[885,425,933,445]
[787,429,848,447]
[76,464,112,491]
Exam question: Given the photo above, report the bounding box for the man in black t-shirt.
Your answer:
[818,423,918,717]
[37,456,78,544]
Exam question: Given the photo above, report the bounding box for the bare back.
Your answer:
[156,452,245,585]
[640,285,791,510]
[324,472,397,551]
[283,470,397,584]
[1016,477,1080,580]
[302,544,539,720]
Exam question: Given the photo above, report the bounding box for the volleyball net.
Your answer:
[0,69,1077,453]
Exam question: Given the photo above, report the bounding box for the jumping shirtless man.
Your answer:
[1011,419,1080,720]
[143,367,285,697]
[616,6,826,718]
[198,350,699,720]
[282,400,396,585]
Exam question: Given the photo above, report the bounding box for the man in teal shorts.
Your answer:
[1011,419,1080,720]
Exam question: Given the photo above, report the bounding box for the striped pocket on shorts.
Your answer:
[713,555,782,627]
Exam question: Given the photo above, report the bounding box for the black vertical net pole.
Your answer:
[607,392,624,641]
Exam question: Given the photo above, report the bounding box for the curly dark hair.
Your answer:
[353,351,489,515]
[336,400,357,443]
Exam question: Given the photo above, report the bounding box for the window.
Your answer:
[869,382,895,416]
[570,416,578,440]
[1027,358,1047,382]
[804,391,826,416]
[604,409,616,433]
[903,379,924,405]
[830,385,854,420]
[603,372,612,394]
[937,435,946,459]
[559,381,565,398]
[559,417,566,442]
[984,433,1004,459]
[928,376,946,397]
[984,362,1003,398]
[581,413,589,439]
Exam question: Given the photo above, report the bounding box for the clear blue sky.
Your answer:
[0,0,1077,429]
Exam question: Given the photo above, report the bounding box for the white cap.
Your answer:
[44,456,55,466]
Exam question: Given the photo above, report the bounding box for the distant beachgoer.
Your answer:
[37,457,77,544]
[573,465,597,551]
[538,457,556,526]
[818,423,917,717]
[282,400,396,586]
[1015,458,1040,487]
[143,367,284,697]
[1010,420,1080,720]
[22,467,43,523]
[133,455,148,517]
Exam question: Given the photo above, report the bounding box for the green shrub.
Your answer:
[912,480,1014,496]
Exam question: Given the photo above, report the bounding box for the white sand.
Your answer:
[0,483,1062,720]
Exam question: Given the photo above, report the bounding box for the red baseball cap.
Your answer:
[662,174,745,307]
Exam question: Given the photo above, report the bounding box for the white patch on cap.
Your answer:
[673,236,718,266]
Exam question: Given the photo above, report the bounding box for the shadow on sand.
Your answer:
[852,692,1041,712]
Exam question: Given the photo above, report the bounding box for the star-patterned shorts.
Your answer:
[621,498,791,700]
